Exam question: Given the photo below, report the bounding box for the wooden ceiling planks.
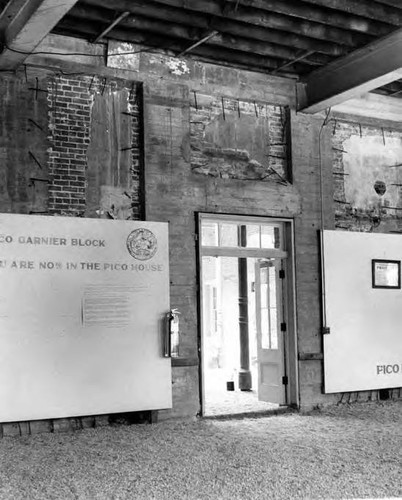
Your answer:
[48,0,402,96]
[298,0,402,24]
[76,0,373,46]
[221,0,391,36]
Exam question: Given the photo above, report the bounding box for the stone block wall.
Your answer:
[0,75,50,214]
[291,112,337,409]
[4,39,401,430]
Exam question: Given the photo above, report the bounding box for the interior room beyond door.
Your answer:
[200,216,288,416]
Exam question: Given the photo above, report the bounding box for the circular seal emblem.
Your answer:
[126,228,158,261]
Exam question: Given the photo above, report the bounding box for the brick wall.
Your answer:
[47,76,91,216]
[47,74,142,219]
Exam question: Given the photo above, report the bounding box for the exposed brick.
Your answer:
[190,97,289,181]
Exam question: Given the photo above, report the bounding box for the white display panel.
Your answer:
[322,230,402,393]
[0,214,171,422]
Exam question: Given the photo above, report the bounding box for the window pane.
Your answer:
[246,224,260,248]
[260,267,270,349]
[261,225,281,249]
[219,223,238,247]
[201,222,218,246]
[268,265,278,350]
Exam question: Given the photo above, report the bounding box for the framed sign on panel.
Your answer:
[0,214,172,422]
[322,230,402,393]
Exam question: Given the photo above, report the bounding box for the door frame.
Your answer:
[196,213,299,415]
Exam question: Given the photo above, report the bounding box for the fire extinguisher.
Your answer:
[164,309,181,358]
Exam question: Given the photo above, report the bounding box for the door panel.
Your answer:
[255,259,285,404]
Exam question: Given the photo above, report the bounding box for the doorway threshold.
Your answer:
[202,406,293,421]
[203,380,291,419]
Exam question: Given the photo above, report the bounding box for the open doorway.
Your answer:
[199,215,293,417]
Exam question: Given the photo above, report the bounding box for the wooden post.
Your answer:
[238,225,252,391]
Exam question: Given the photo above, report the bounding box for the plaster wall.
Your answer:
[332,121,402,233]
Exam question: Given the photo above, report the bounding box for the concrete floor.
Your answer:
[204,386,279,417]
[204,367,279,417]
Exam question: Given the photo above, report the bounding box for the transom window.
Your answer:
[201,220,283,250]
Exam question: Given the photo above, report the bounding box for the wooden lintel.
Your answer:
[0,0,80,70]
[298,28,402,113]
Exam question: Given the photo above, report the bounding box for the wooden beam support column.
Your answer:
[298,28,402,113]
[0,0,79,70]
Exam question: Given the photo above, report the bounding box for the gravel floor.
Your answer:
[0,401,401,500]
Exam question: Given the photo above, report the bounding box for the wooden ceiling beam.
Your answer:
[67,6,332,66]
[79,0,347,57]
[299,0,402,26]
[298,27,402,113]
[0,0,79,69]
[79,0,371,48]
[222,0,392,36]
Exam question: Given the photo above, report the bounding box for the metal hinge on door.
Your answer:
[279,269,285,279]
[280,322,287,332]
[282,376,288,385]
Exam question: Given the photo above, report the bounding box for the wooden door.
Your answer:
[255,259,286,404]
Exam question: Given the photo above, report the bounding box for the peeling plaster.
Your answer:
[165,58,190,76]
[343,135,402,210]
